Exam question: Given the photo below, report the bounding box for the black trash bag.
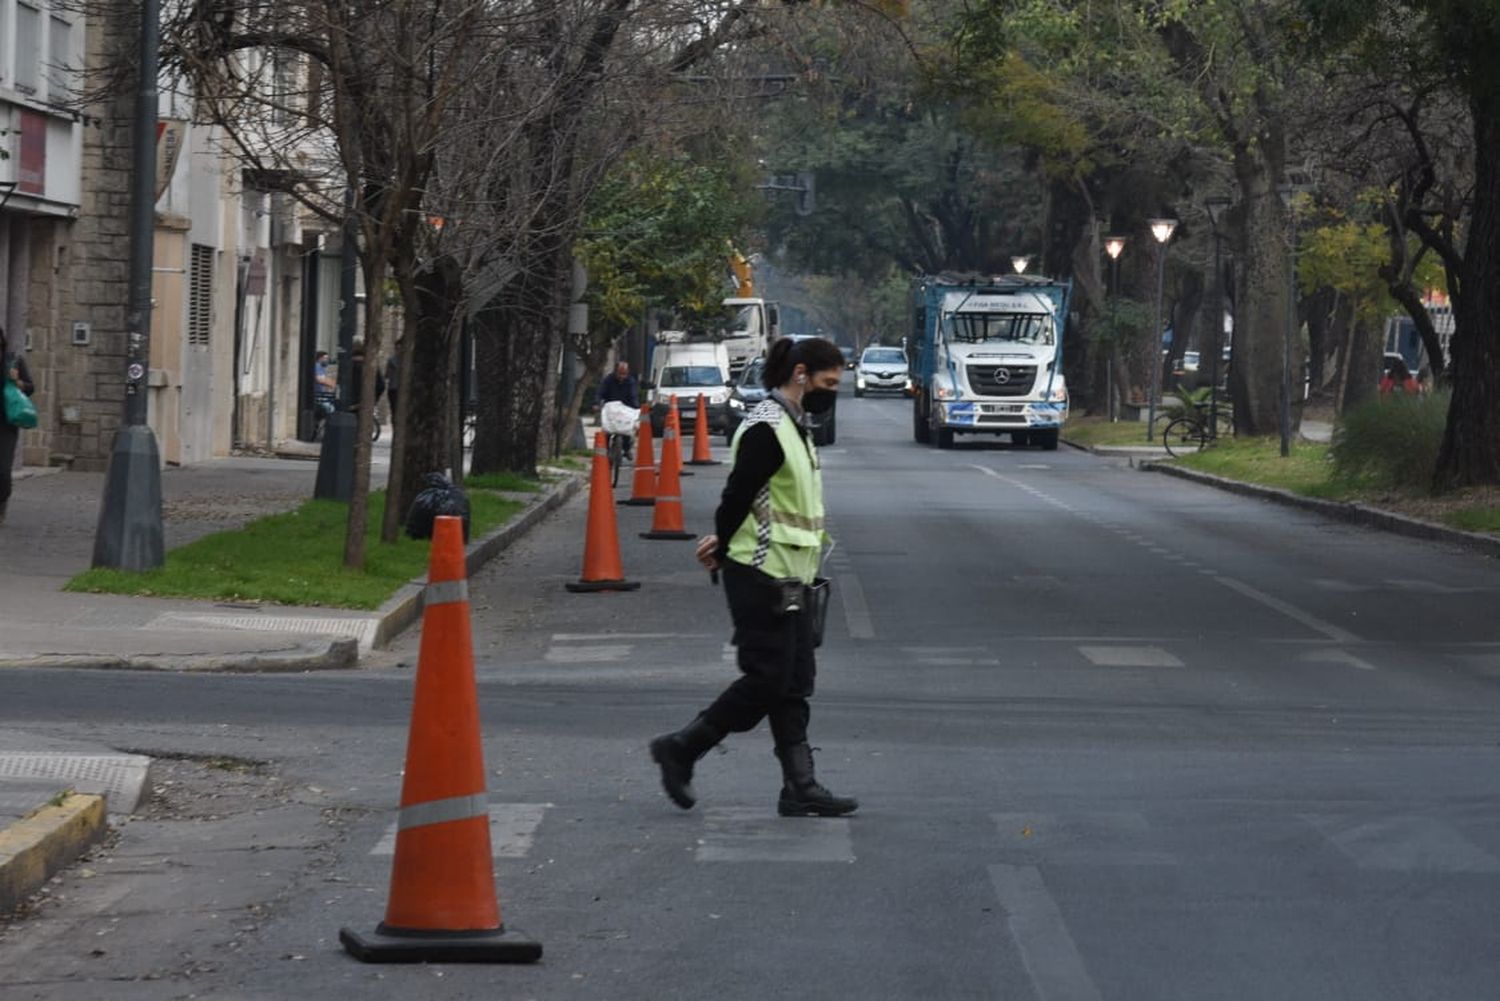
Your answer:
[405,472,471,541]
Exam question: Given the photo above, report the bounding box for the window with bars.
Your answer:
[189,245,214,346]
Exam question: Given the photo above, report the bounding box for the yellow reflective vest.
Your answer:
[726,398,825,584]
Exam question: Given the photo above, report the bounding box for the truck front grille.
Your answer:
[965,364,1037,397]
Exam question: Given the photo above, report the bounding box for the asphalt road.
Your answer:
[3,392,1500,1000]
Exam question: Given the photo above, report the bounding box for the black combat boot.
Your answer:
[775,742,859,817]
[649,716,724,810]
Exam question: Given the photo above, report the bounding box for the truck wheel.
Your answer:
[936,425,955,450]
[913,395,931,444]
[1036,429,1059,451]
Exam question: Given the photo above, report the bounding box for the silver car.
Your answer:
[855,346,911,398]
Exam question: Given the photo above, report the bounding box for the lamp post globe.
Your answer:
[1144,218,1177,443]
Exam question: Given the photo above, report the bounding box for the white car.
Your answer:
[855,346,911,398]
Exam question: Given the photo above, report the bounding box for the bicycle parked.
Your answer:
[1159,389,1233,457]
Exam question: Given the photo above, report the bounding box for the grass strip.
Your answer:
[65,490,524,609]
[1063,416,1164,448]
[1172,436,1500,535]
[465,471,542,493]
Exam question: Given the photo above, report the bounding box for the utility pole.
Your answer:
[92,0,164,571]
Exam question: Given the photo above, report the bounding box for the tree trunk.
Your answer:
[1343,308,1383,414]
[342,254,388,571]
[387,255,463,530]
[1434,95,1500,489]
[1229,162,1294,435]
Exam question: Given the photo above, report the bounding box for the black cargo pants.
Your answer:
[701,558,816,749]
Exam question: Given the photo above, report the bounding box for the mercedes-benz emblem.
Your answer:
[993,367,1012,385]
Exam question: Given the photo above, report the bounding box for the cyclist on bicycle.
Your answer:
[595,361,639,457]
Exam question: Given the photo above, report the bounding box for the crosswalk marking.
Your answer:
[989,864,1104,1001]
[371,803,551,857]
[1077,645,1183,668]
[993,811,1175,867]
[545,644,632,663]
[1301,648,1377,671]
[695,807,855,862]
[1303,814,1500,873]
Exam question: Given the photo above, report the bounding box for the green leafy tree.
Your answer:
[1309,0,1500,488]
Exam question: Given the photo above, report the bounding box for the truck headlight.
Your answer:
[710,391,728,405]
[935,384,961,401]
[1051,385,1068,402]
[729,397,745,410]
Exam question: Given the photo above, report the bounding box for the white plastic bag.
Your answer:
[600,400,639,437]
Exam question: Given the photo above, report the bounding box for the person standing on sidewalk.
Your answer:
[0,325,35,526]
[649,336,857,818]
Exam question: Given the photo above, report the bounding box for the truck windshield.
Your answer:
[661,366,725,387]
[947,312,1053,345]
[728,306,760,337]
[862,348,906,365]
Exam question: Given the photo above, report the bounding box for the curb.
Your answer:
[0,638,359,674]
[0,793,107,915]
[1140,460,1500,560]
[1062,438,1170,458]
[371,474,585,649]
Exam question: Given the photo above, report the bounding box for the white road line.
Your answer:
[989,864,1104,1001]
[1300,648,1378,671]
[1078,645,1184,668]
[551,632,705,642]
[371,803,550,857]
[1303,814,1500,873]
[545,644,632,663]
[697,807,854,862]
[917,657,1002,666]
[1211,575,1361,644]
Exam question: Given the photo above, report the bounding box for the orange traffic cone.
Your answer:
[619,403,657,507]
[567,431,642,592]
[642,399,695,540]
[340,516,541,964]
[687,393,721,466]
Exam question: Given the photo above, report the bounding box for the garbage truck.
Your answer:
[909,273,1072,450]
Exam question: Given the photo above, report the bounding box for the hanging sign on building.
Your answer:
[155,119,189,201]
[18,112,46,195]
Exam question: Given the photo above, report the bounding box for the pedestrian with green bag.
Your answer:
[1,325,37,526]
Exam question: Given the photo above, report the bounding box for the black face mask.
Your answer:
[802,387,837,415]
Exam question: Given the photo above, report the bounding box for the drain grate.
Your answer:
[148,612,378,650]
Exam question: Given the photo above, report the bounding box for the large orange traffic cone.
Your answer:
[340,516,541,963]
[641,399,695,540]
[687,393,721,466]
[567,431,642,592]
[619,403,657,507]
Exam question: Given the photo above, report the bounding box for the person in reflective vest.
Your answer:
[650,336,857,817]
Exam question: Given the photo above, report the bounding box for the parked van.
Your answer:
[647,337,732,436]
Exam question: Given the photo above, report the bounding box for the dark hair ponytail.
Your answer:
[761,336,845,390]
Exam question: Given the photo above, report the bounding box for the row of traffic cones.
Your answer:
[570,394,722,591]
[338,397,724,965]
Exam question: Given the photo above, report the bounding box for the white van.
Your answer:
[648,339,732,436]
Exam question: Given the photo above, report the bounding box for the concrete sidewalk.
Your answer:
[0,445,581,914]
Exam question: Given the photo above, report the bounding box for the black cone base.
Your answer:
[618,497,656,506]
[678,469,694,477]
[641,530,695,540]
[340,924,542,964]
[687,459,722,466]
[565,578,642,592]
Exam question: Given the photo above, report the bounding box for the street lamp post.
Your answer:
[92,0,164,570]
[1144,218,1177,443]
[1104,236,1126,421]
[1204,197,1231,442]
